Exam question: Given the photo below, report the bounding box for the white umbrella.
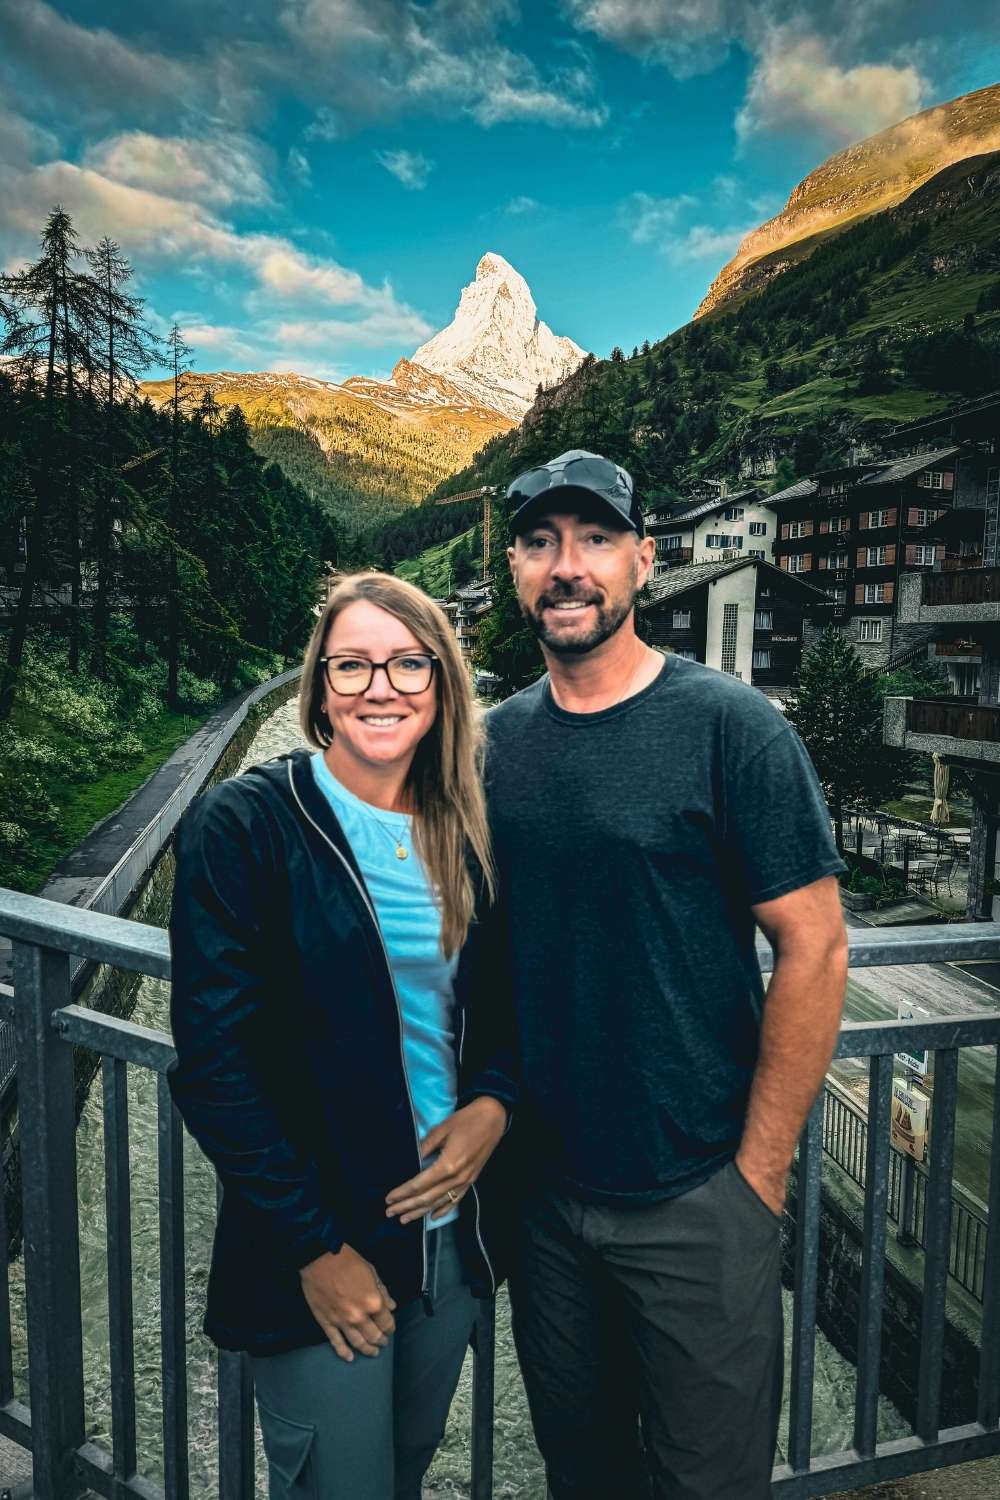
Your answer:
[930,752,951,827]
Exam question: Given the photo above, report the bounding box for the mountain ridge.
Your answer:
[698,81,1000,317]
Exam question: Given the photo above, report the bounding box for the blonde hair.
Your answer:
[300,572,495,955]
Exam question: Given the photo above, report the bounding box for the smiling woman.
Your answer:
[167,570,515,1500]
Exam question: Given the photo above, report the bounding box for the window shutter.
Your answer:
[905,544,916,564]
[818,555,828,570]
[780,557,789,571]
[944,472,954,489]
[856,547,866,567]
[936,544,946,562]
[855,584,865,605]
[819,519,829,534]
[883,582,894,604]
[803,520,814,537]
[885,544,896,566]
[802,555,812,570]
[887,508,897,526]
[907,507,919,525]
[859,511,869,530]
[781,523,790,540]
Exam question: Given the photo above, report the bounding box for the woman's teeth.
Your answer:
[360,715,403,725]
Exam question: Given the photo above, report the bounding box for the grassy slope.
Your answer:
[14,708,207,893]
[395,526,477,595]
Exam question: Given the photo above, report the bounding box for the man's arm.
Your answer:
[736,874,848,1215]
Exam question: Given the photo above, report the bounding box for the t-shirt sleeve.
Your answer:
[723,723,847,905]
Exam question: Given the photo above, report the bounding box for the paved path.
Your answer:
[830,1456,1000,1498]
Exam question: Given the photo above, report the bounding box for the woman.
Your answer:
[169,573,516,1500]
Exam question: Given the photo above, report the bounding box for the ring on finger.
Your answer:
[446,1188,459,1204]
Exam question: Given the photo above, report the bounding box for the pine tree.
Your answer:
[165,324,192,709]
[785,628,906,851]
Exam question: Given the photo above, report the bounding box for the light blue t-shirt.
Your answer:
[312,753,459,1229]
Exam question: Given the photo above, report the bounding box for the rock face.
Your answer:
[411,252,586,420]
[697,82,1000,317]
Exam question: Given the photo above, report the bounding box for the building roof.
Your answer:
[647,486,764,527]
[885,389,1000,443]
[642,556,828,606]
[766,477,819,507]
[858,446,960,487]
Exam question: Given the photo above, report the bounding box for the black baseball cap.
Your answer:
[507,449,644,537]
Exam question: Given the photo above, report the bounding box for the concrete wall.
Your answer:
[705,566,758,680]
[691,500,776,563]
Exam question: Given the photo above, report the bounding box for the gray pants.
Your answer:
[509,1161,784,1500]
[252,1224,475,1500]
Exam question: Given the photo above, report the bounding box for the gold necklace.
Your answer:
[365,805,411,861]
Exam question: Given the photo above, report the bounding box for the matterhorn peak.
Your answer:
[410,252,585,421]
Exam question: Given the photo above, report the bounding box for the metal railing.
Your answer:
[822,1083,989,1301]
[0,892,998,1498]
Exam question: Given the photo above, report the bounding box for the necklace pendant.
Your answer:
[396,845,409,860]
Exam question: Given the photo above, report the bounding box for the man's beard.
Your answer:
[519,581,637,655]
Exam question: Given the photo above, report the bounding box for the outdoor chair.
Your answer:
[931,856,956,897]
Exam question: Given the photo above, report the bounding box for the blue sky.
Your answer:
[1,1,997,382]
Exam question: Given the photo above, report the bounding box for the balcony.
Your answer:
[884,695,1000,763]
[935,642,983,660]
[657,547,693,566]
[895,568,1000,627]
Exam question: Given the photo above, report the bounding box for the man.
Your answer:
[484,449,849,1499]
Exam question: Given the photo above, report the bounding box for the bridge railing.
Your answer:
[0,890,998,1499]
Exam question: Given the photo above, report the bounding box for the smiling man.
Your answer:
[484,450,849,1499]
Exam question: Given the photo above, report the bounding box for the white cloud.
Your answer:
[83,131,272,208]
[275,308,434,348]
[620,191,695,244]
[737,32,929,144]
[303,108,339,143]
[503,195,540,215]
[662,222,751,264]
[181,323,262,363]
[287,148,312,185]
[376,149,434,190]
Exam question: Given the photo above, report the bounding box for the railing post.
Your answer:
[897,1153,918,1247]
[12,941,86,1500]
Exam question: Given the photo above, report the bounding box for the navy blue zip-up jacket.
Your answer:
[168,748,517,1356]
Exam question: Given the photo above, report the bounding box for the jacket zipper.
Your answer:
[287,763,430,1308]
[458,1010,497,1297]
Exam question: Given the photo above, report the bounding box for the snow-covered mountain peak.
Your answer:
[410,252,585,420]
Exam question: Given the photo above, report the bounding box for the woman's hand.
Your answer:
[385,1096,508,1225]
[299,1244,397,1362]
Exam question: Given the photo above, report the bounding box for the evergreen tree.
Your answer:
[785,628,907,851]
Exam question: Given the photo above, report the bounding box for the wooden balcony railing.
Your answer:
[934,642,982,658]
[921,568,1000,607]
[906,697,1000,743]
[941,555,983,572]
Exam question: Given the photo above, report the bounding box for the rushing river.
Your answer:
[8,699,908,1496]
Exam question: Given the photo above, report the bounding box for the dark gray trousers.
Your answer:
[251,1224,475,1500]
[509,1161,784,1500]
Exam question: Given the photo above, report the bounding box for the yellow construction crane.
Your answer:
[434,486,500,578]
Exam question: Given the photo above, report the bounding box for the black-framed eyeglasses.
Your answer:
[320,653,439,695]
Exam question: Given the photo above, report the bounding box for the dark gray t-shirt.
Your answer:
[484,654,846,1202]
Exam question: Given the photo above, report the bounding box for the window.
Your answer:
[871,509,891,528]
[859,619,883,643]
[789,521,809,539]
[912,544,936,566]
[866,546,887,566]
[730,535,743,549]
[705,534,722,548]
[788,554,807,573]
[721,602,739,675]
[825,587,847,604]
[748,549,766,559]
[754,610,773,631]
[829,551,849,570]
[918,470,945,489]
[864,584,885,604]
[672,609,692,629]
[955,663,981,696]
[749,521,767,536]
[723,506,745,521]
[752,649,771,670]
[666,534,683,549]
[830,515,850,533]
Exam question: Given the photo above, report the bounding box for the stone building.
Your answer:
[639,557,827,693]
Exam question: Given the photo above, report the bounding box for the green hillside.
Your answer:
[395,526,480,596]
[429,152,1000,510]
